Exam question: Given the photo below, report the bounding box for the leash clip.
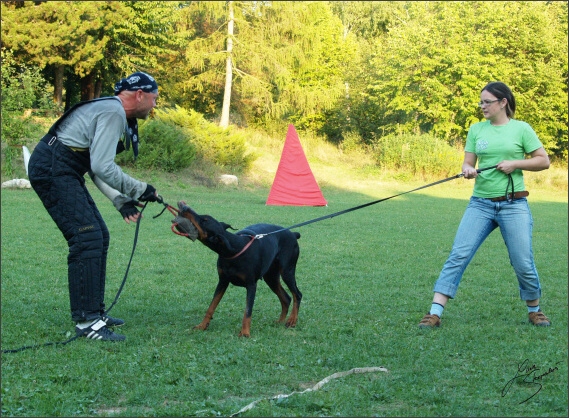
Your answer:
[254,234,266,240]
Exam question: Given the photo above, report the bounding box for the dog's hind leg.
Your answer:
[280,268,302,328]
[194,281,229,331]
[264,265,292,324]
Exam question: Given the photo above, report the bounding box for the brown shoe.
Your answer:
[529,310,551,326]
[418,313,441,328]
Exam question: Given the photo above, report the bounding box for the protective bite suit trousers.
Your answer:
[28,136,109,323]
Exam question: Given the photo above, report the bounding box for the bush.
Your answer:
[154,106,257,172]
[371,133,464,178]
[1,48,55,177]
[1,49,52,113]
[116,119,196,172]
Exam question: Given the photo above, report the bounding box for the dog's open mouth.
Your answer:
[172,205,199,241]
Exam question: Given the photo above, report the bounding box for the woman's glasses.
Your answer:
[478,99,501,107]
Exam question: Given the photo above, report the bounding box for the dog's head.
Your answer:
[171,201,199,241]
[173,201,236,253]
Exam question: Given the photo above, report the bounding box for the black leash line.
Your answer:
[1,335,81,354]
[103,201,149,314]
[2,202,150,354]
[254,165,498,239]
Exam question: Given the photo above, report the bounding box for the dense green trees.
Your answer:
[171,1,352,132]
[339,1,568,158]
[1,1,183,104]
[2,1,567,160]
[2,1,129,103]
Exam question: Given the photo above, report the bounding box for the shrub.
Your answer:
[154,106,257,172]
[339,131,366,154]
[1,48,54,177]
[371,133,464,178]
[116,119,196,172]
[1,49,52,113]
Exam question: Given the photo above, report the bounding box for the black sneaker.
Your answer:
[102,315,125,327]
[76,319,126,341]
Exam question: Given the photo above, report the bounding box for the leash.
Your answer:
[163,166,498,258]
[2,201,153,354]
[153,197,258,259]
[226,235,257,259]
[253,165,498,239]
[103,201,149,314]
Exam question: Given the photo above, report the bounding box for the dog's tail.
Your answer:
[294,232,301,239]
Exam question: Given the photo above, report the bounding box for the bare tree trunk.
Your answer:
[80,72,95,101]
[219,0,234,128]
[53,64,64,106]
[94,77,103,98]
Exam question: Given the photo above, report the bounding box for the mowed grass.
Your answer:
[1,169,567,416]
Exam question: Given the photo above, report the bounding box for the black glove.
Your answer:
[119,200,141,219]
[113,195,142,219]
[139,184,158,202]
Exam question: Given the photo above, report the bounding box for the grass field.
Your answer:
[1,155,567,417]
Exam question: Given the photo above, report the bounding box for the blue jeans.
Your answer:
[433,196,541,301]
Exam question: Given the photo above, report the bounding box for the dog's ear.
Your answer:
[220,222,236,231]
[209,234,235,252]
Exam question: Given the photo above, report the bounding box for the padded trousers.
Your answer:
[28,137,109,323]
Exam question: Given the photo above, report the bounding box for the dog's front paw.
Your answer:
[285,318,298,328]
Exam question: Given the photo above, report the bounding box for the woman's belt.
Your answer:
[487,191,529,202]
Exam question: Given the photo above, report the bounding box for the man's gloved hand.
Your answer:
[113,195,143,223]
[139,184,158,202]
[119,200,141,219]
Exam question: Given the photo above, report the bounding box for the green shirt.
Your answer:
[465,119,543,198]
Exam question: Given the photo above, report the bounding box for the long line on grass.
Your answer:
[230,366,389,416]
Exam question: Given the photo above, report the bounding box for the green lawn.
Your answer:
[1,176,567,417]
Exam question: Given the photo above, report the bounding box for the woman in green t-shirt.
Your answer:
[418,81,551,328]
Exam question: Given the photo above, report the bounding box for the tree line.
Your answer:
[1,1,567,160]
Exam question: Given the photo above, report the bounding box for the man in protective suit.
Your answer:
[28,72,160,341]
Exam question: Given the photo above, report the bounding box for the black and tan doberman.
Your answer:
[173,201,302,337]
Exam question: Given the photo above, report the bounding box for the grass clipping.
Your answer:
[230,366,389,416]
